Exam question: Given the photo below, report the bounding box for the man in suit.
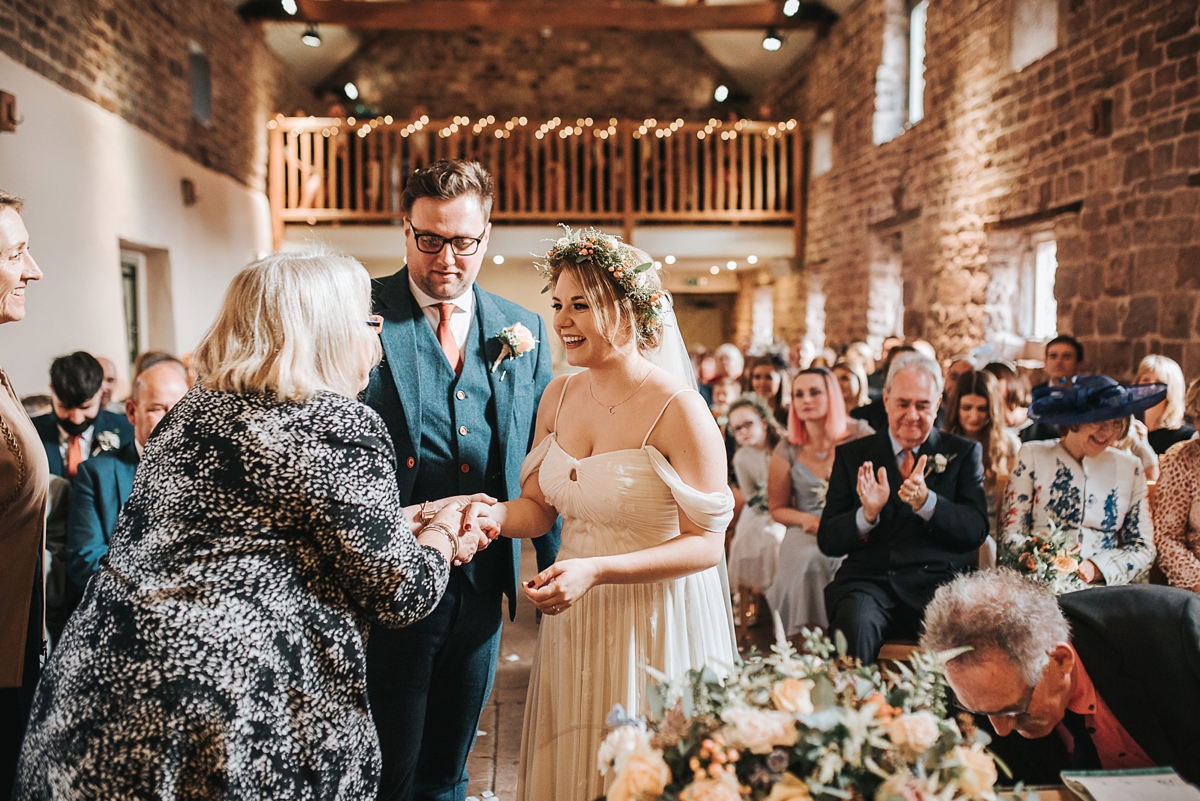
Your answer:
[64,360,189,589]
[922,572,1200,784]
[818,351,988,663]
[32,351,134,480]
[363,159,559,801]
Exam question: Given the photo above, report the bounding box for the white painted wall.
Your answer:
[0,53,273,396]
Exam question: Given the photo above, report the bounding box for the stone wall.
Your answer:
[328,30,743,122]
[0,0,314,189]
[751,0,1200,380]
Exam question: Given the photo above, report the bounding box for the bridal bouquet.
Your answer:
[999,517,1086,595]
[595,623,999,801]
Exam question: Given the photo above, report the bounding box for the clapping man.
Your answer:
[364,160,558,801]
[817,351,988,662]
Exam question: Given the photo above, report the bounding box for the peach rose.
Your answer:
[951,744,998,800]
[771,678,815,716]
[1052,554,1078,574]
[509,322,537,354]
[608,747,671,801]
[599,725,653,775]
[679,771,742,801]
[720,707,799,755]
[764,772,812,800]
[887,711,941,760]
[874,773,935,801]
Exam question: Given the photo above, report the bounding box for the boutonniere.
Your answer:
[491,322,538,376]
[924,452,956,477]
[96,430,121,452]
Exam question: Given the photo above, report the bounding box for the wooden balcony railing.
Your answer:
[268,115,803,247]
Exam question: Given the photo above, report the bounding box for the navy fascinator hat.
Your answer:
[1028,374,1167,426]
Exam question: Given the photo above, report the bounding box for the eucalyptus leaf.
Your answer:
[811,674,838,711]
[834,629,848,658]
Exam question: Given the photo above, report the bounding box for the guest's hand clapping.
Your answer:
[857,461,890,523]
[898,454,930,512]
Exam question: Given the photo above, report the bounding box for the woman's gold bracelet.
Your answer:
[422,522,460,564]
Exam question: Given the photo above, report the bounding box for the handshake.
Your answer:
[410,494,504,567]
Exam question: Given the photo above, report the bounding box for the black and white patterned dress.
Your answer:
[16,387,450,800]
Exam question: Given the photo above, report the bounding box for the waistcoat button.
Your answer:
[460,464,470,474]
[406,456,416,468]
[456,390,466,400]
[459,426,468,435]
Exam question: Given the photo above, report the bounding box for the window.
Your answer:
[1031,238,1058,339]
[908,0,927,125]
[873,0,927,145]
[1011,0,1058,72]
[812,111,834,177]
[751,286,775,354]
[189,42,211,124]
[120,252,142,368]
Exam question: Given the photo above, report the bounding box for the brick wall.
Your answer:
[750,0,1200,380]
[329,30,742,121]
[0,0,314,189]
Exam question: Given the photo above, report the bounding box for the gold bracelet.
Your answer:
[422,522,459,564]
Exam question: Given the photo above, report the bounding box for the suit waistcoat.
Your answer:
[408,295,506,591]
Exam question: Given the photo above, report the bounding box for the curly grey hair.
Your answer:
[886,350,944,395]
[919,569,1071,686]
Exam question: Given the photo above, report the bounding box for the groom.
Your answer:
[364,159,559,801]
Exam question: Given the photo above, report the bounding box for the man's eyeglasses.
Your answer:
[409,225,486,256]
[367,315,383,332]
[951,676,1039,718]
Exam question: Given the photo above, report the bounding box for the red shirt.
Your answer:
[1060,646,1155,770]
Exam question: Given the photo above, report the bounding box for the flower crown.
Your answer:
[536,225,668,339]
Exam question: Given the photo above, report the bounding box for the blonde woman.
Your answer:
[465,229,735,801]
[16,250,493,799]
[1136,354,1196,454]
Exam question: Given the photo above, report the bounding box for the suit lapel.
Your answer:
[115,442,139,503]
[476,287,515,464]
[377,270,425,458]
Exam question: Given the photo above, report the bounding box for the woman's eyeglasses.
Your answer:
[367,315,383,332]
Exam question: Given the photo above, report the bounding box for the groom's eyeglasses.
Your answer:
[409,225,486,256]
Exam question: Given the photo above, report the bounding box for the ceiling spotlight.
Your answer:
[782,0,800,17]
[664,255,676,265]
[492,255,505,265]
[709,265,720,275]
[301,23,321,47]
[726,260,738,270]
[762,28,783,51]
[747,254,759,264]
[281,0,297,13]
[343,82,359,100]
[714,85,730,103]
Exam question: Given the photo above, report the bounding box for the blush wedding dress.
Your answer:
[516,374,737,801]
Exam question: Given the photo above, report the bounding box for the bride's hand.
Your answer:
[462,501,504,542]
[410,493,497,533]
[523,559,598,615]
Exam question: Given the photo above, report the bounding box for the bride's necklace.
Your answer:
[589,368,653,415]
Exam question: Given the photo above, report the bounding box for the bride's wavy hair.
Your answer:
[547,243,667,353]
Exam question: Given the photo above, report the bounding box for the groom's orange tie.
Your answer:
[437,302,462,376]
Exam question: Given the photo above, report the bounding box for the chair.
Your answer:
[876,640,920,665]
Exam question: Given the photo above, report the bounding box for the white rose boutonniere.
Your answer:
[491,322,538,375]
[923,452,956,477]
[96,430,121,452]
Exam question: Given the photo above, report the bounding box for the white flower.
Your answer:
[720,707,798,755]
[598,724,652,775]
[887,711,941,760]
[96,430,121,452]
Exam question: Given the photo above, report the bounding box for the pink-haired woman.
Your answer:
[766,367,873,636]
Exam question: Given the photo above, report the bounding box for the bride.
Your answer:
[468,227,736,800]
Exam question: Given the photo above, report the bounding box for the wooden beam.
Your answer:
[293,0,824,31]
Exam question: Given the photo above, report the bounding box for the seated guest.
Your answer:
[768,367,873,636]
[95,355,120,411]
[1001,375,1163,587]
[31,351,134,480]
[984,361,1058,442]
[843,341,877,400]
[714,342,745,385]
[942,370,1018,567]
[15,249,494,798]
[1135,354,1196,454]
[788,338,815,372]
[746,353,791,428]
[817,352,988,662]
[921,570,1200,784]
[65,361,190,589]
[832,360,869,416]
[131,349,188,380]
[1038,334,1083,389]
[1153,380,1200,592]
[943,356,975,399]
[853,346,946,446]
[18,394,49,418]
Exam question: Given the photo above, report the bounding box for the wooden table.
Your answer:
[999,787,1078,800]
